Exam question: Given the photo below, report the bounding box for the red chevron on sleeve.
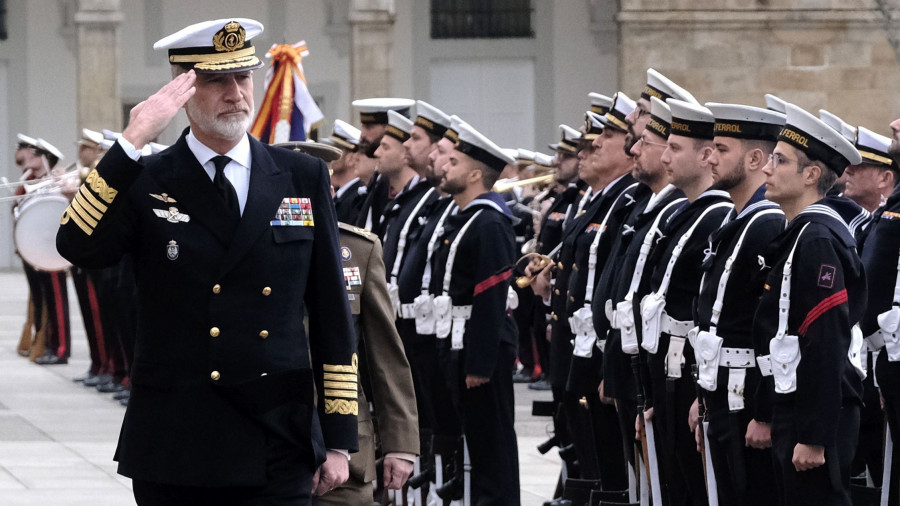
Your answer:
[797,289,848,336]
[473,269,512,296]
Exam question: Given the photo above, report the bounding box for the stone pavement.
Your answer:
[0,269,561,505]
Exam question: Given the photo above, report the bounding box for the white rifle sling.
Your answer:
[433,210,483,350]
[695,209,782,396]
[389,187,436,319]
[617,196,687,354]
[414,202,457,335]
[641,201,733,363]
[570,183,640,358]
[868,248,900,362]
[761,223,809,394]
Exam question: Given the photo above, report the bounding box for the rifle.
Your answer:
[691,364,719,506]
[632,355,662,506]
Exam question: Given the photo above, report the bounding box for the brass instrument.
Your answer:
[515,251,555,288]
[492,172,556,194]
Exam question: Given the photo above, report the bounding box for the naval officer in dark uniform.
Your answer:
[56,18,358,505]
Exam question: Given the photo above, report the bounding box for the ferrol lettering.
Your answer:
[647,118,669,137]
[671,120,690,133]
[714,123,743,134]
[780,128,809,148]
[645,86,663,99]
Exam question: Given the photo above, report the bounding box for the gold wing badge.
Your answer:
[153,207,191,223]
[150,192,177,203]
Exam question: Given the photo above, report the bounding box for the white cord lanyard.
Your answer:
[389,187,436,283]
[625,197,687,298]
[775,223,810,339]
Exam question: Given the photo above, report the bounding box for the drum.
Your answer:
[14,193,72,271]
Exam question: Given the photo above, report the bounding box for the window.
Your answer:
[431,0,534,39]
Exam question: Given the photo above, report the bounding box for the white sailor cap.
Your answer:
[533,152,555,169]
[414,100,452,137]
[501,148,519,165]
[384,110,414,142]
[779,103,862,176]
[764,94,787,114]
[550,124,582,153]
[352,98,416,125]
[274,141,344,162]
[597,92,636,133]
[642,69,698,105]
[455,122,516,172]
[325,119,361,151]
[588,93,614,116]
[16,133,39,149]
[149,142,169,155]
[153,18,264,73]
[515,148,535,165]
[444,115,469,145]
[818,109,857,143]
[667,99,715,140]
[78,128,105,148]
[583,111,605,140]
[35,138,64,162]
[705,102,785,141]
[855,126,895,169]
[645,97,672,139]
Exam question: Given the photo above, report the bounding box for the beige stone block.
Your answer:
[772,28,839,46]
[827,41,872,68]
[870,39,899,65]
[790,45,825,67]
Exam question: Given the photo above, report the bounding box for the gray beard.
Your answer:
[187,103,251,142]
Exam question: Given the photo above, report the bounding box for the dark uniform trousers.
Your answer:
[875,355,900,504]
[22,262,70,360]
[706,406,777,506]
[56,134,359,503]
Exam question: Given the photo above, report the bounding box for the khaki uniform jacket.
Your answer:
[338,222,420,482]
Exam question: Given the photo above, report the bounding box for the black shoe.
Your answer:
[35,354,67,365]
[73,371,96,383]
[528,378,552,391]
[84,373,112,387]
[113,389,131,401]
[512,370,535,383]
[96,381,126,393]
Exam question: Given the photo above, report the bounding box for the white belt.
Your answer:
[660,314,692,338]
[606,300,620,330]
[867,330,887,350]
[757,355,773,376]
[720,347,755,368]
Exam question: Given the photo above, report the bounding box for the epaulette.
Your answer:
[338,221,377,242]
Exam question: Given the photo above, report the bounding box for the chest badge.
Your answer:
[154,207,191,223]
[150,192,177,203]
[343,266,361,288]
[167,240,179,261]
[341,246,352,262]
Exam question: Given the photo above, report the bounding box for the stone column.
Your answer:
[348,0,395,100]
[74,0,122,133]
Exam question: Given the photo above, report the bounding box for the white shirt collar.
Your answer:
[335,177,361,199]
[186,130,252,170]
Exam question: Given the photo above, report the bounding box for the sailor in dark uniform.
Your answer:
[636,98,733,505]
[857,117,900,504]
[56,19,358,504]
[324,119,366,223]
[352,98,415,231]
[694,102,787,505]
[753,102,866,506]
[428,121,520,505]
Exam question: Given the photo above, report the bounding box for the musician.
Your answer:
[56,18,357,504]
[753,103,865,505]
[17,137,72,366]
[428,121,520,504]
[13,134,43,358]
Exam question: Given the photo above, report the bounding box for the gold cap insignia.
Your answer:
[213,21,246,53]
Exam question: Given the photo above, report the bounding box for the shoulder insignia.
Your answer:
[338,222,377,242]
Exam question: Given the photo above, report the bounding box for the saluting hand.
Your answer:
[122,69,197,150]
[792,443,826,471]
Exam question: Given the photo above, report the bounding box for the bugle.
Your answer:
[492,172,556,194]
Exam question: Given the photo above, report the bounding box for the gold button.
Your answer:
[557,262,564,270]
[444,239,450,245]
[570,296,575,302]
[262,287,272,296]
[554,289,560,295]
[210,327,220,337]
[572,264,578,271]
[259,330,269,339]
[212,284,221,294]
[210,371,220,381]
[551,312,558,321]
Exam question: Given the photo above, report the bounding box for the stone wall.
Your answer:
[618,1,900,133]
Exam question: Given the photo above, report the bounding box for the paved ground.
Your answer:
[0,269,560,505]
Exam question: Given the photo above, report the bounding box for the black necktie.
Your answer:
[211,155,240,218]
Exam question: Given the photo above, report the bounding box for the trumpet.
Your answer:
[492,172,557,194]
[0,165,83,203]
